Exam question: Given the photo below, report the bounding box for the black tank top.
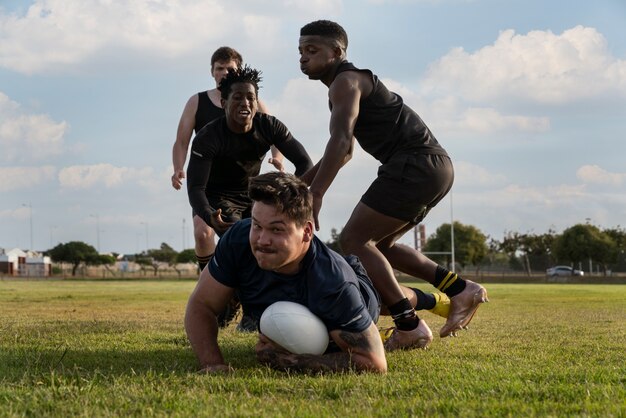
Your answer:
[334,62,448,163]
[195,91,225,133]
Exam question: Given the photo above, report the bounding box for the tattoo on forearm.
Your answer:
[338,330,373,351]
[256,328,380,373]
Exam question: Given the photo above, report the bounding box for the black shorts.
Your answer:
[361,153,453,224]
[191,190,252,233]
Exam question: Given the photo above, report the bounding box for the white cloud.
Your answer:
[267,78,330,157]
[0,206,32,221]
[0,92,69,162]
[453,161,507,187]
[0,166,57,192]
[422,26,626,104]
[383,80,550,136]
[58,163,153,189]
[577,165,626,186]
[283,0,343,16]
[435,105,550,135]
[0,0,343,75]
[0,0,230,74]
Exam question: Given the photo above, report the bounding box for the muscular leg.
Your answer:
[343,203,486,340]
[340,202,410,307]
[376,224,439,284]
[340,203,432,350]
[379,285,417,316]
[193,215,216,272]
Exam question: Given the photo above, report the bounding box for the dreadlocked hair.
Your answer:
[218,64,262,100]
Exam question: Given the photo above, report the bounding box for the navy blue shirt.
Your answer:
[208,218,380,333]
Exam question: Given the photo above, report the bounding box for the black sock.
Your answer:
[196,253,213,273]
[433,265,466,297]
[388,298,420,331]
[411,288,436,310]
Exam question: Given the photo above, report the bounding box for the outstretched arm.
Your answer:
[172,94,199,190]
[185,267,235,373]
[256,321,386,373]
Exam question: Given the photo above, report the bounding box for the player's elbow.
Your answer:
[352,352,387,374]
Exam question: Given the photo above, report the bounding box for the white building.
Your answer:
[0,248,52,277]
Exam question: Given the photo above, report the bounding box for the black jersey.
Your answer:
[187,113,312,228]
[209,218,380,333]
[193,91,231,196]
[194,91,224,134]
[334,62,448,164]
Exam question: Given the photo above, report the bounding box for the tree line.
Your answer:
[46,242,197,276]
[46,221,626,276]
[326,222,626,276]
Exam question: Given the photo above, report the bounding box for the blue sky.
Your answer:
[1,0,625,255]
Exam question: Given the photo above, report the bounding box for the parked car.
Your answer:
[546,265,584,277]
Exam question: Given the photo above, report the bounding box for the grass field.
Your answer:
[1,280,625,417]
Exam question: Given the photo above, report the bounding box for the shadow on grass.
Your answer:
[0,339,261,382]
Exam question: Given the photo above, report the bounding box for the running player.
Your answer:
[297,20,488,350]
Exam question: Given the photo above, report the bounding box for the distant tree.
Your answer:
[483,237,511,271]
[603,226,626,272]
[423,221,488,272]
[325,228,343,254]
[177,249,197,264]
[499,230,557,275]
[136,243,178,276]
[553,224,616,275]
[47,241,114,276]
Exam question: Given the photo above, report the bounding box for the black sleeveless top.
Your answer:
[334,62,448,163]
[194,91,225,134]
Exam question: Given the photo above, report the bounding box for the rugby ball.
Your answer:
[260,301,329,355]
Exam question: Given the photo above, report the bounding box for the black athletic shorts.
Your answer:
[191,190,252,236]
[361,153,454,224]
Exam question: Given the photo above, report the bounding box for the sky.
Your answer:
[1,0,625,255]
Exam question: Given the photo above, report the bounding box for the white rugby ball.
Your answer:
[260,301,329,355]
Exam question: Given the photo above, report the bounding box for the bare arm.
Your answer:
[185,267,235,373]
[172,94,199,190]
[256,321,387,373]
[308,73,362,228]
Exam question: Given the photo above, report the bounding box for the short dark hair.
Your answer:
[300,20,348,53]
[210,46,243,69]
[218,65,262,100]
[248,172,312,227]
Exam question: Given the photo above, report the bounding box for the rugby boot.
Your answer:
[440,280,488,338]
[383,320,433,351]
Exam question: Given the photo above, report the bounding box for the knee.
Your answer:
[375,236,396,254]
[194,225,215,246]
[339,229,366,254]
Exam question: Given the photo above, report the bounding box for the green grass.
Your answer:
[1,280,625,417]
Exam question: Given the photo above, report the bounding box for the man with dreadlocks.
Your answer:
[186,67,314,334]
[187,65,313,236]
[297,20,488,351]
